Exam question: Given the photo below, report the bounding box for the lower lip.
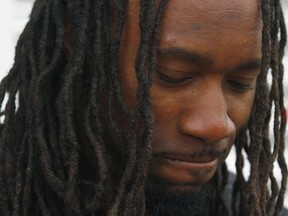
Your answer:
[148,157,219,186]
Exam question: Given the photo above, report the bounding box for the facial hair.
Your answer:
[145,183,211,216]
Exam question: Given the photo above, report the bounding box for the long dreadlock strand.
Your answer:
[80,0,112,212]
[0,0,287,215]
[272,2,287,215]
[122,1,169,215]
[231,0,287,216]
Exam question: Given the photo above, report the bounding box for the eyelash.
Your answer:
[156,70,191,84]
[227,80,254,91]
[155,69,256,92]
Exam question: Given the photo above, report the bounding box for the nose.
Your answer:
[177,86,236,144]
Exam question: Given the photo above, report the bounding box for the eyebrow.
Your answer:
[158,47,261,72]
[157,47,214,65]
[235,59,261,72]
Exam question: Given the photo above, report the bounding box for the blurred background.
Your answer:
[0,0,287,209]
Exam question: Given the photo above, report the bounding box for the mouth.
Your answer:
[148,151,226,189]
[158,152,223,163]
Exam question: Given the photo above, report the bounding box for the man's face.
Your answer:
[118,0,262,193]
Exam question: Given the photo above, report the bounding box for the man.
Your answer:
[0,0,287,215]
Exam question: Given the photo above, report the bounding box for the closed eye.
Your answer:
[154,64,196,86]
[227,79,256,92]
[156,70,192,84]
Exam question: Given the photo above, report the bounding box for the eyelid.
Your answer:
[156,70,189,81]
[155,65,195,85]
[230,67,261,80]
[226,78,257,92]
[156,64,192,74]
[228,75,258,83]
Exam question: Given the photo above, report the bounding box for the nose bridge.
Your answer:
[178,84,236,143]
[203,84,227,122]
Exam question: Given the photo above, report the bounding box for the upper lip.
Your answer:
[152,151,225,163]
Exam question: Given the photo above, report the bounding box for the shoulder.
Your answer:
[225,172,288,216]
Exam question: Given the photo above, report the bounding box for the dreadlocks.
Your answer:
[0,0,286,215]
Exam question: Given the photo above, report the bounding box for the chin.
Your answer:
[161,184,204,194]
[145,181,212,216]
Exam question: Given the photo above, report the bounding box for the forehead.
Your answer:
[160,0,262,37]
[122,0,262,70]
[126,0,261,23]
[156,0,262,66]
[124,0,262,42]
[163,0,261,19]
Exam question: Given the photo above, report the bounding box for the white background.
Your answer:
[0,0,287,209]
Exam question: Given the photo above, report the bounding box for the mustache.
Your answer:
[152,148,228,159]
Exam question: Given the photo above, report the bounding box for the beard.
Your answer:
[145,183,212,216]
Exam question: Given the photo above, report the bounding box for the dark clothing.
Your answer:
[225,173,288,216]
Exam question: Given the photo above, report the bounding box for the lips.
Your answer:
[148,151,226,188]
[156,151,223,163]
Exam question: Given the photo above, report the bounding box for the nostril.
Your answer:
[206,115,236,142]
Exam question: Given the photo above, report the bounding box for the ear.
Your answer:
[64,19,73,58]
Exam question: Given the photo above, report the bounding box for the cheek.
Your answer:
[117,4,141,108]
[227,91,256,130]
[119,68,138,108]
[150,87,181,124]
[118,36,139,108]
[148,88,180,145]
[150,86,256,133]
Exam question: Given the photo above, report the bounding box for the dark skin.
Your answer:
[118,0,262,192]
[71,0,263,214]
